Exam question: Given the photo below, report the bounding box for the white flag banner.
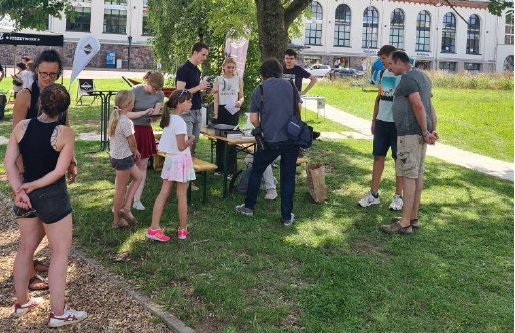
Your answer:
[224,32,250,78]
[69,36,100,89]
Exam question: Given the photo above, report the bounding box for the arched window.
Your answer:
[334,4,351,47]
[416,10,431,51]
[505,12,514,44]
[305,1,323,45]
[362,6,379,49]
[441,12,456,53]
[467,14,480,54]
[389,9,405,50]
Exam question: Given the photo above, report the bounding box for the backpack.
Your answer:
[230,167,252,194]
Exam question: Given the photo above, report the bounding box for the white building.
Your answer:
[291,0,514,73]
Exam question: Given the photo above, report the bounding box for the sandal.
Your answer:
[28,274,49,291]
[118,208,138,226]
[33,260,49,273]
[391,217,420,229]
[112,219,130,229]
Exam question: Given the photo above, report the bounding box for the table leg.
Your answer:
[222,142,229,198]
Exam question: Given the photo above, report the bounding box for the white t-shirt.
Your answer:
[20,70,35,89]
[109,115,134,159]
[158,115,190,155]
[215,75,240,105]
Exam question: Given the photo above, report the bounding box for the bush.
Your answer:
[427,70,513,90]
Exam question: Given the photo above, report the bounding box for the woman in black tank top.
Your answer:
[5,84,87,326]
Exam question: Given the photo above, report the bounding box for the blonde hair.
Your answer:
[222,57,237,75]
[108,90,135,137]
[143,70,164,90]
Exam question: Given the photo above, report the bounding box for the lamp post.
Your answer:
[127,35,132,70]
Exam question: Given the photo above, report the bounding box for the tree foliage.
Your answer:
[0,0,71,31]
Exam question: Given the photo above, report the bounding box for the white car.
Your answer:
[305,64,331,77]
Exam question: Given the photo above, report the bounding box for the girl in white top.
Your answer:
[147,89,196,242]
[108,90,149,229]
[213,57,244,175]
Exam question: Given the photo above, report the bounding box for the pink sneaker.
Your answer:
[145,228,170,242]
[177,229,187,240]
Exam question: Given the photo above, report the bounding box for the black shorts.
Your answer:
[372,120,398,159]
[13,177,72,224]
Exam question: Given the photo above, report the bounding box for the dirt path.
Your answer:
[0,192,173,332]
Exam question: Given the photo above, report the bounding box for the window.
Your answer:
[465,62,480,74]
[103,0,127,34]
[439,62,456,73]
[416,11,431,51]
[505,12,513,45]
[467,15,480,54]
[441,12,456,53]
[389,9,405,50]
[334,4,351,47]
[362,6,379,49]
[142,0,152,35]
[304,1,323,45]
[66,7,91,32]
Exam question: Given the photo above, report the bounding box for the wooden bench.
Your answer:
[154,151,217,203]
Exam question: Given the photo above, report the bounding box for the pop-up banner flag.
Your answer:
[69,36,100,89]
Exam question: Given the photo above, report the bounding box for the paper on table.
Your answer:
[224,101,240,115]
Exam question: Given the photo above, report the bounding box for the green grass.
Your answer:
[0,77,512,332]
[309,81,514,162]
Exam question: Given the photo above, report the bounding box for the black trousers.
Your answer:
[215,105,240,174]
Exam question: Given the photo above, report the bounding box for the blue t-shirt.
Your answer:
[175,60,202,110]
[376,70,401,123]
[249,78,300,143]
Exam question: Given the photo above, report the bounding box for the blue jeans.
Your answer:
[244,140,300,221]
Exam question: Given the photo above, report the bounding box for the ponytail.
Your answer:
[160,98,171,129]
[108,106,120,137]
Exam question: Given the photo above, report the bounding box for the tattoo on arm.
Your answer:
[51,126,61,150]
[20,120,29,137]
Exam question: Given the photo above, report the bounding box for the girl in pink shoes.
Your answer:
[147,89,196,241]
[108,90,149,229]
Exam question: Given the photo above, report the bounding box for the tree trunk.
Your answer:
[254,0,288,61]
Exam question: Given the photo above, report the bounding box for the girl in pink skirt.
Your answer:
[146,89,196,241]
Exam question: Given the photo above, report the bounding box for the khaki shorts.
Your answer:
[395,134,427,178]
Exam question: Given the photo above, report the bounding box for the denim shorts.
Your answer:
[182,109,202,143]
[372,120,398,159]
[14,177,72,224]
[110,156,134,171]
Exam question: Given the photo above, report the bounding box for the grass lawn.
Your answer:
[309,81,514,162]
[0,77,512,332]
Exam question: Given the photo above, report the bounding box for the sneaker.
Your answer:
[264,189,278,200]
[227,174,233,181]
[145,228,171,242]
[214,171,222,176]
[283,213,295,226]
[357,191,380,207]
[191,184,199,191]
[12,297,42,318]
[48,305,87,328]
[379,222,412,235]
[133,201,145,210]
[235,204,253,216]
[178,229,187,240]
[389,194,403,211]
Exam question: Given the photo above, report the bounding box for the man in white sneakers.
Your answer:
[358,45,403,211]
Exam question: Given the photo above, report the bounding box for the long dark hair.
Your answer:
[160,89,192,129]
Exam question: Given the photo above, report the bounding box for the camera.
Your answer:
[251,127,268,151]
[203,76,213,93]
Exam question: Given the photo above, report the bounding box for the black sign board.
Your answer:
[0,32,63,46]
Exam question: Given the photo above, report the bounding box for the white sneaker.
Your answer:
[12,297,43,318]
[357,191,380,207]
[389,194,403,211]
[48,305,87,328]
[264,189,278,200]
[283,213,295,226]
[132,201,145,210]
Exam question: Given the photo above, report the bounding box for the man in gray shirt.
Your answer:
[380,51,438,235]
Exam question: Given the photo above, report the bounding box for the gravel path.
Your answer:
[0,191,174,332]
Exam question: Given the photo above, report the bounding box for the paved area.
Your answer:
[318,103,514,182]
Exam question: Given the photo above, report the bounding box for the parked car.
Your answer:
[305,64,331,77]
[328,68,364,79]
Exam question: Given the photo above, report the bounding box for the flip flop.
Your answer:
[118,209,138,226]
[33,260,49,273]
[28,274,49,291]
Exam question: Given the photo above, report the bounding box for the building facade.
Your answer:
[0,0,155,70]
[291,0,514,73]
